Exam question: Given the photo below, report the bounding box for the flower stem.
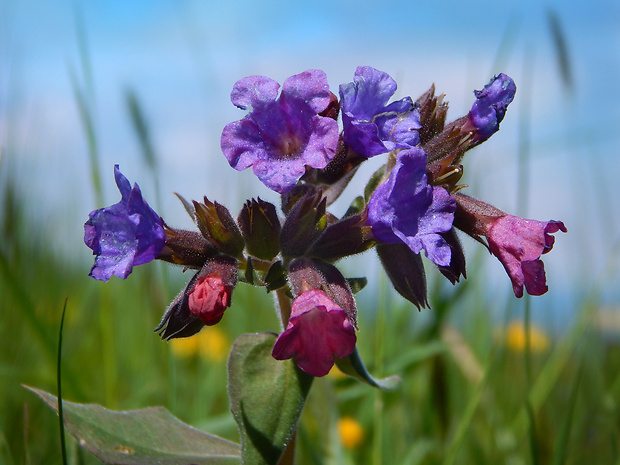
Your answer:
[274,287,293,329]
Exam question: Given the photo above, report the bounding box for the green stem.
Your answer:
[275,288,293,330]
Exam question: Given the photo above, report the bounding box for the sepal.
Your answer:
[307,211,375,263]
[280,189,327,257]
[155,273,204,340]
[376,243,429,309]
[158,224,217,269]
[193,197,245,258]
[237,198,281,261]
[416,84,449,145]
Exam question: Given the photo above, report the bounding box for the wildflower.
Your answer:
[466,73,516,141]
[221,70,339,194]
[197,327,230,362]
[454,194,566,297]
[487,215,567,298]
[187,257,237,326]
[84,165,165,281]
[367,148,456,267]
[188,274,233,325]
[504,320,550,352]
[272,289,356,377]
[169,327,230,362]
[338,417,365,449]
[169,334,200,358]
[340,66,421,157]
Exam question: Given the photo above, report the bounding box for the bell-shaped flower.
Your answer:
[487,216,567,298]
[367,148,456,267]
[272,289,356,377]
[84,165,165,281]
[467,73,516,141]
[340,66,421,157]
[221,70,339,194]
[454,194,566,297]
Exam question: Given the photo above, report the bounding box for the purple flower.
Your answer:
[339,66,421,157]
[468,73,516,141]
[221,70,339,194]
[84,165,165,281]
[367,148,456,267]
[487,215,567,298]
[272,289,356,377]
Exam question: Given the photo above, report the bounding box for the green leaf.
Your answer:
[335,347,401,390]
[26,386,241,465]
[228,333,313,465]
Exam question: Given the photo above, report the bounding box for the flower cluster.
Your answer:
[85,67,565,378]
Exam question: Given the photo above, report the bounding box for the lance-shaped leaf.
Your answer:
[377,243,429,309]
[228,333,313,465]
[237,198,281,261]
[334,347,401,390]
[27,386,241,465]
[194,197,245,258]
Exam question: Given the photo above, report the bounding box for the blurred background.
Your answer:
[1,0,619,464]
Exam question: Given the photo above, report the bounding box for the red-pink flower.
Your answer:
[272,289,356,377]
[188,274,233,325]
[487,216,567,298]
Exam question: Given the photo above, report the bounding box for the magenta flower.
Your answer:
[367,148,456,267]
[84,165,165,281]
[468,73,516,141]
[272,289,356,377]
[339,66,421,157]
[487,216,567,298]
[221,70,339,194]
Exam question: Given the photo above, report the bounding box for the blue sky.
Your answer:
[2,0,619,323]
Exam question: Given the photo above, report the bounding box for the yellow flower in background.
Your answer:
[505,320,550,352]
[169,334,200,358]
[198,326,230,362]
[338,417,364,449]
[169,327,230,362]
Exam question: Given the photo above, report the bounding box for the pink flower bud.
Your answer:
[188,274,233,325]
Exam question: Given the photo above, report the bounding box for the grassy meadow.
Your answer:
[2,8,620,464]
[2,147,620,465]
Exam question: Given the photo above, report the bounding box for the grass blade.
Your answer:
[57,298,68,465]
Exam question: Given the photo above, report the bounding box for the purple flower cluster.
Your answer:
[84,67,565,380]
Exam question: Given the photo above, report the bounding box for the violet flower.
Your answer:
[367,148,456,267]
[221,70,339,194]
[272,289,356,377]
[84,165,165,281]
[340,66,421,157]
[487,215,567,298]
[468,73,516,141]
